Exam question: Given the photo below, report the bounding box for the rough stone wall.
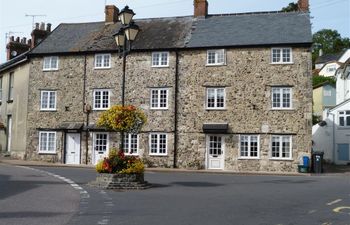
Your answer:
[176,47,312,172]
[26,47,312,172]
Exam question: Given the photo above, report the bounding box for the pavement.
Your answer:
[1,155,350,176]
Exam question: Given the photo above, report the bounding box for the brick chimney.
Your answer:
[105,5,119,24]
[31,22,51,48]
[6,36,31,60]
[298,0,309,12]
[194,0,208,18]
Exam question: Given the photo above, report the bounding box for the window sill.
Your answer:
[150,108,169,111]
[38,152,57,155]
[7,100,13,103]
[206,108,227,111]
[93,108,110,111]
[94,67,111,70]
[40,109,57,112]
[270,108,295,111]
[206,63,226,67]
[151,65,169,68]
[125,153,139,156]
[269,158,293,161]
[238,157,260,160]
[43,69,59,72]
[149,154,168,157]
[270,62,294,65]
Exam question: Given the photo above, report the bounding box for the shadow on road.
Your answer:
[0,211,66,219]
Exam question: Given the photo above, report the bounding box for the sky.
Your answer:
[0,0,349,63]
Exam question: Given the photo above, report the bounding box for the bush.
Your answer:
[96,149,144,174]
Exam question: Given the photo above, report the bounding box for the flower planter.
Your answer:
[89,173,151,190]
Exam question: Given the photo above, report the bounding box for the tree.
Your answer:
[312,29,350,63]
[281,2,299,12]
[312,75,336,87]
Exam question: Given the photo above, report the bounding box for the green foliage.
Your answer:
[312,75,336,87]
[281,2,299,12]
[312,29,350,63]
[312,115,321,125]
[96,149,144,174]
[97,105,146,133]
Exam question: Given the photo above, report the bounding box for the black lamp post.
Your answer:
[113,6,140,150]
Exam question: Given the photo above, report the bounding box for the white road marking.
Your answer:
[308,209,317,214]
[333,206,350,215]
[327,199,342,206]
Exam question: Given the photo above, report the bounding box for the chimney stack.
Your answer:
[105,5,119,24]
[6,36,31,60]
[31,22,51,48]
[298,0,309,12]
[194,0,208,18]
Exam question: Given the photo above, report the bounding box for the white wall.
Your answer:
[319,62,339,77]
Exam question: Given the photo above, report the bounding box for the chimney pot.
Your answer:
[46,23,52,32]
[28,39,32,46]
[15,37,20,42]
[40,22,45,30]
[298,0,309,12]
[23,37,27,43]
[105,5,119,24]
[10,36,14,42]
[194,0,208,18]
[35,23,39,29]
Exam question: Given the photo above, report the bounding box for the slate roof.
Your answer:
[315,52,343,64]
[0,51,28,72]
[29,11,312,55]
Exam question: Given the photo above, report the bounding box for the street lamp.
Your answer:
[113,5,140,151]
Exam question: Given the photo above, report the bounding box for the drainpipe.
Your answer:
[83,55,89,165]
[173,51,179,168]
[327,111,336,163]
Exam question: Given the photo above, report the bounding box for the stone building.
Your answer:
[1,0,313,172]
[0,23,51,158]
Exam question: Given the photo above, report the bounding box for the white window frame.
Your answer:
[271,87,292,110]
[323,90,332,97]
[271,48,293,64]
[207,49,226,66]
[149,133,167,156]
[338,111,350,127]
[94,54,111,69]
[239,135,260,159]
[38,131,57,154]
[93,89,111,110]
[270,135,292,160]
[151,52,169,67]
[40,90,57,111]
[150,88,168,110]
[206,88,226,110]
[93,132,109,153]
[43,56,59,71]
[124,133,139,155]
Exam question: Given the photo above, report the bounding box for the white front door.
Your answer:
[65,133,81,164]
[206,135,225,169]
[93,133,109,165]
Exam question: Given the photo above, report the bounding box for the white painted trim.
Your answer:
[124,133,140,156]
[92,132,110,164]
[269,135,292,160]
[38,131,57,154]
[238,135,260,159]
[206,87,226,110]
[93,89,111,110]
[270,47,293,64]
[271,87,293,110]
[150,88,169,110]
[43,56,59,71]
[94,53,112,69]
[149,133,168,156]
[206,49,226,66]
[151,52,170,67]
[40,90,57,111]
[206,134,225,170]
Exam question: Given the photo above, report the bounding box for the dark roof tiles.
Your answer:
[30,11,312,55]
